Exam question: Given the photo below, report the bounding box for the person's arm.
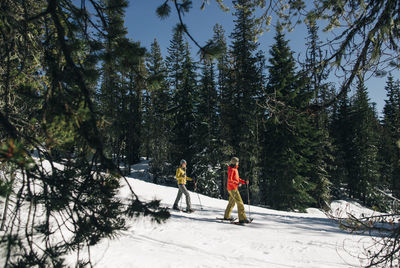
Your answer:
[235,169,244,185]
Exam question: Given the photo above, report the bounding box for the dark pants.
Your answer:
[174,184,192,210]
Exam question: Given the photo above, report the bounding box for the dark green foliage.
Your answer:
[261,27,315,211]
[330,90,353,198]
[330,78,383,208]
[166,29,198,169]
[156,1,172,19]
[192,57,221,198]
[380,74,400,198]
[145,39,173,183]
[302,22,333,209]
[97,0,145,168]
[213,24,234,199]
[225,0,264,203]
[347,79,381,206]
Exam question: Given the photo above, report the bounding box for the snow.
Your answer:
[330,200,382,219]
[63,159,379,268]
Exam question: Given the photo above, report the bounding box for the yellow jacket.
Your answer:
[176,167,192,185]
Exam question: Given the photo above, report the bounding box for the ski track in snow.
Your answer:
[62,160,375,267]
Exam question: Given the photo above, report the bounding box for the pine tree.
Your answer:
[120,39,146,168]
[227,0,264,203]
[261,26,315,211]
[347,79,381,206]
[166,29,198,171]
[146,39,172,183]
[302,22,333,209]
[214,24,234,199]
[381,74,400,198]
[97,0,136,166]
[191,56,221,197]
[330,90,353,198]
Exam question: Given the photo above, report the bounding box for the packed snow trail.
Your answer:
[66,159,377,268]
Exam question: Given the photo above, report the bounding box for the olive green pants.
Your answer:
[173,184,192,210]
[224,189,247,221]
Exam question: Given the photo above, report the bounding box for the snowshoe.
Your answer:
[231,218,253,225]
[216,217,237,222]
[183,209,195,213]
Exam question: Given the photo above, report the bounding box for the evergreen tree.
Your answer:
[380,74,400,198]
[302,22,333,209]
[347,79,381,206]
[214,24,234,199]
[192,57,221,197]
[330,90,353,198]
[120,39,146,168]
[227,0,264,203]
[261,26,315,211]
[97,0,144,166]
[146,39,172,183]
[166,29,198,172]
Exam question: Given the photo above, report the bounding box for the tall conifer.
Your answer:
[228,0,264,202]
[380,74,400,197]
[146,39,172,182]
[261,26,315,211]
[166,29,198,170]
[303,22,333,209]
[347,79,381,205]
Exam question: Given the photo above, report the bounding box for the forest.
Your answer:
[1,0,400,267]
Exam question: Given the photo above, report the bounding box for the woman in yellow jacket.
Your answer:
[173,160,194,213]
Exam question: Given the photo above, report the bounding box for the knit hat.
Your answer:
[180,159,187,165]
[230,157,239,165]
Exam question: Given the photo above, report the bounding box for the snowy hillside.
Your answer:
[65,160,379,268]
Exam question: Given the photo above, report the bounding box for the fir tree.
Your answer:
[146,39,172,183]
[213,24,233,199]
[347,79,381,206]
[261,26,315,211]
[380,74,400,198]
[120,39,146,168]
[330,90,353,198]
[166,29,198,171]
[302,22,333,209]
[97,0,143,166]
[192,57,221,197]
[227,0,264,203]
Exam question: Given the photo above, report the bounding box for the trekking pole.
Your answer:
[246,182,251,219]
[195,179,203,210]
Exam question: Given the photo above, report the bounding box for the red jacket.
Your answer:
[227,165,245,191]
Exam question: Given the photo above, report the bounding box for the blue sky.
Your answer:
[124,1,390,116]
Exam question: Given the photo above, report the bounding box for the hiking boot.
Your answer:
[172,205,180,211]
[239,219,250,224]
[224,217,235,221]
[185,208,195,213]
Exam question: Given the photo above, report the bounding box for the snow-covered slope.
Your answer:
[66,160,377,268]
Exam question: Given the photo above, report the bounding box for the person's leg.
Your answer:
[224,190,236,219]
[231,189,247,221]
[180,184,192,210]
[173,185,183,209]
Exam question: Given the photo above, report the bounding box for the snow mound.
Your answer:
[330,200,381,219]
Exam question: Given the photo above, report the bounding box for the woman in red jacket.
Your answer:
[224,157,250,223]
